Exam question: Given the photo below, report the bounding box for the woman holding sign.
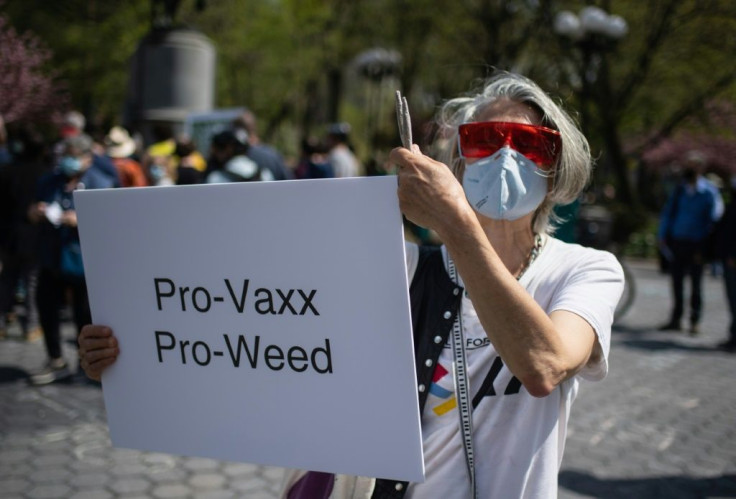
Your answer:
[80,72,624,498]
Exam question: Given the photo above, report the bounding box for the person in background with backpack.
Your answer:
[657,152,724,335]
[205,129,272,184]
[232,110,293,181]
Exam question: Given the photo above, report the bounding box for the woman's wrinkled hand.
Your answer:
[78,325,119,382]
[390,146,470,236]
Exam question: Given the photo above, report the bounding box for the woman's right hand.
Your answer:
[78,325,120,382]
[390,146,471,238]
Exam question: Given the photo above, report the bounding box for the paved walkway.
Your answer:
[559,259,736,499]
[1,259,735,498]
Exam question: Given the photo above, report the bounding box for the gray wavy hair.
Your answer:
[431,71,592,235]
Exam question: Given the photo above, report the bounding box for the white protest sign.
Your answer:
[74,176,424,482]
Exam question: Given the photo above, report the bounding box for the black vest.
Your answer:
[372,246,463,498]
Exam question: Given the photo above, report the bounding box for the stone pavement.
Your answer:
[559,259,736,499]
[1,258,735,498]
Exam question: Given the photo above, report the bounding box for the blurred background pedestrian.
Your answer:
[232,110,292,180]
[325,122,363,178]
[205,129,269,183]
[27,134,118,385]
[294,136,333,180]
[104,126,148,188]
[143,124,177,186]
[657,152,724,335]
[0,123,47,342]
[715,173,736,352]
[173,134,207,185]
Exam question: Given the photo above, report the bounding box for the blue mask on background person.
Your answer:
[150,164,166,181]
[58,156,83,177]
[462,146,549,221]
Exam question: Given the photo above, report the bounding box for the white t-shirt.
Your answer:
[404,237,623,499]
[280,237,623,499]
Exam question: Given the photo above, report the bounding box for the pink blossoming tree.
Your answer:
[0,13,67,125]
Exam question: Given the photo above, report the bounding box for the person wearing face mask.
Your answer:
[77,73,623,498]
[293,71,625,499]
[383,71,623,499]
[657,152,723,335]
[27,134,118,385]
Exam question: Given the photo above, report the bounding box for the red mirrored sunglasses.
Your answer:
[458,121,562,169]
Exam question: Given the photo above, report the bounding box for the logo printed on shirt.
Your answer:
[429,363,457,416]
[442,336,491,351]
[430,351,523,417]
[472,356,523,409]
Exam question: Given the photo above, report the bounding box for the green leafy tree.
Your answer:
[547,1,736,206]
[5,0,734,242]
[2,0,150,130]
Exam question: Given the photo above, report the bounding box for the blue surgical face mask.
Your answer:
[150,164,166,181]
[58,156,83,177]
[462,146,549,221]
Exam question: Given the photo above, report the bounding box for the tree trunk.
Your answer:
[326,67,342,123]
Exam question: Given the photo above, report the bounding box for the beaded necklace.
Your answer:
[515,233,544,281]
[462,233,544,298]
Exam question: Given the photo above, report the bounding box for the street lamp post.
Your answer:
[353,48,402,153]
[554,6,628,136]
[554,6,633,205]
[554,7,628,43]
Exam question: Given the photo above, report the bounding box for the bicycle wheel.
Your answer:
[614,258,636,322]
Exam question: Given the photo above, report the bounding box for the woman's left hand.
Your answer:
[390,146,470,236]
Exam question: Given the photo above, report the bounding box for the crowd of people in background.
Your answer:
[1,102,735,387]
[0,109,365,384]
[656,151,736,352]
